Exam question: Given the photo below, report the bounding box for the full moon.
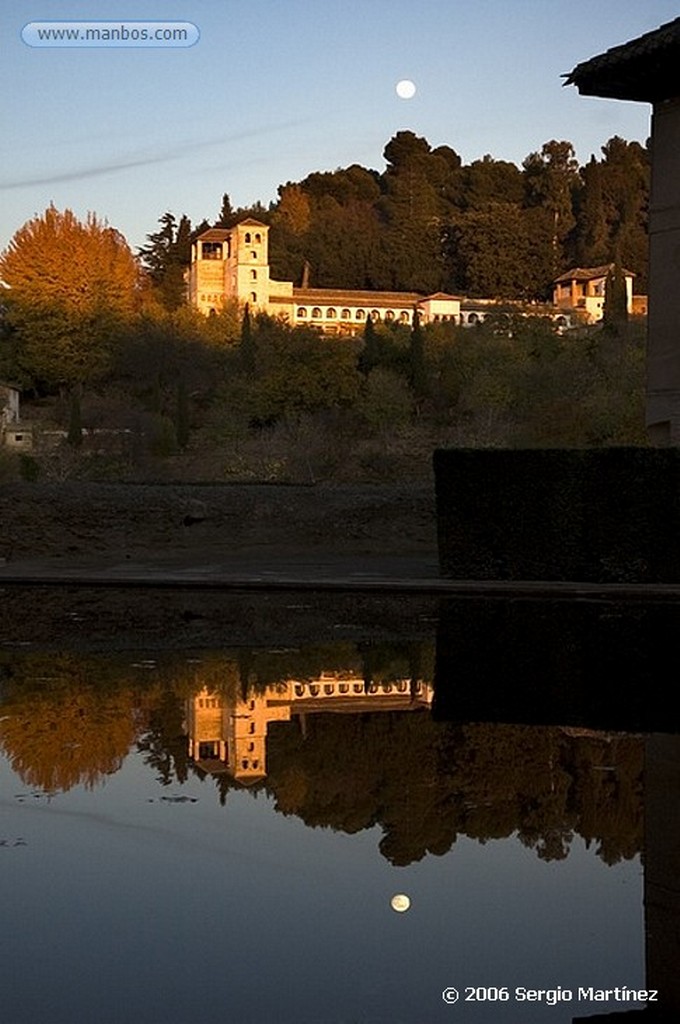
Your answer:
[391,893,411,912]
[396,79,416,99]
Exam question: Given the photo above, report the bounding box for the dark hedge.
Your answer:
[434,447,680,582]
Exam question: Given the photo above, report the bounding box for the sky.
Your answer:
[1,0,678,254]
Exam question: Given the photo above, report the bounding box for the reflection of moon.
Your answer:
[396,79,416,99]
[391,893,411,912]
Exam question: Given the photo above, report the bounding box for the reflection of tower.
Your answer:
[186,687,291,784]
[228,694,270,785]
[186,691,229,773]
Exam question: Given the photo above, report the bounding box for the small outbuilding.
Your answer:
[553,264,635,322]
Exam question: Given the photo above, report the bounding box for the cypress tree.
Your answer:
[358,315,380,376]
[603,258,628,328]
[408,307,428,398]
[67,386,83,447]
[240,304,255,374]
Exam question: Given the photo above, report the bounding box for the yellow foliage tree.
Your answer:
[0,205,140,387]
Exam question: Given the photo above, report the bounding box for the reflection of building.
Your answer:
[186,675,433,782]
[553,265,635,322]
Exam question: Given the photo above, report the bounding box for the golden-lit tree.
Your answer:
[0,687,140,793]
[0,205,140,388]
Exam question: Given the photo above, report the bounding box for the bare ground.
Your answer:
[0,483,439,649]
[0,481,437,564]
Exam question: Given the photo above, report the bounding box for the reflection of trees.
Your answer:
[266,718,643,867]
[0,649,644,868]
[0,655,142,792]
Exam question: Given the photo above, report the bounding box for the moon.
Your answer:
[396,79,416,99]
[390,893,411,912]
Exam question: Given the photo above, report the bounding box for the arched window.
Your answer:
[250,292,257,303]
[250,269,257,280]
[251,251,257,259]
[295,684,305,696]
[255,233,261,243]
[341,308,351,320]
[468,312,479,324]
[312,307,322,319]
[244,233,251,243]
[339,683,349,694]
[385,310,394,321]
[370,309,380,321]
[399,311,410,323]
[201,241,222,260]
[310,684,320,696]
[297,307,307,318]
[324,684,334,695]
[327,308,337,319]
[355,309,366,321]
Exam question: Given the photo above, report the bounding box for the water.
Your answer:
[0,639,652,1024]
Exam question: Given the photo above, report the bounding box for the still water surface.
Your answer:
[0,642,645,1024]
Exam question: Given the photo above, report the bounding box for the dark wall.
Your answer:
[434,448,680,583]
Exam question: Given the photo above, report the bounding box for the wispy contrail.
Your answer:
[0,119,309,190]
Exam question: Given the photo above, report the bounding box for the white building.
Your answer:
[189,218,462,329]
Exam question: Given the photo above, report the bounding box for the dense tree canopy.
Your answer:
[0,205,140,388]
[258,131,649,300]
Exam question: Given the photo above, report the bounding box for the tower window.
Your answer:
[251,251,257,259]
[245,233,251,243]
[250,292,257,303]
[250,270,257,280]
[201,242,222,260]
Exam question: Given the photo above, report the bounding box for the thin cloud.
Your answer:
[0,119,310,190]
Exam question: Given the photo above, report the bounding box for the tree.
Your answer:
[358,312,380,376]
[215,193,236,228]
[603,258,629,328]
[378,132,452,292]
[523,141,580,275]
[138,211,192,311]
[239,303,255,374]
[0,206,139,389]
[462,155,523,209]
[408,307,428,399]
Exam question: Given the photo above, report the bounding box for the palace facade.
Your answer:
[189,217,607,330]
[189,217,461,330]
